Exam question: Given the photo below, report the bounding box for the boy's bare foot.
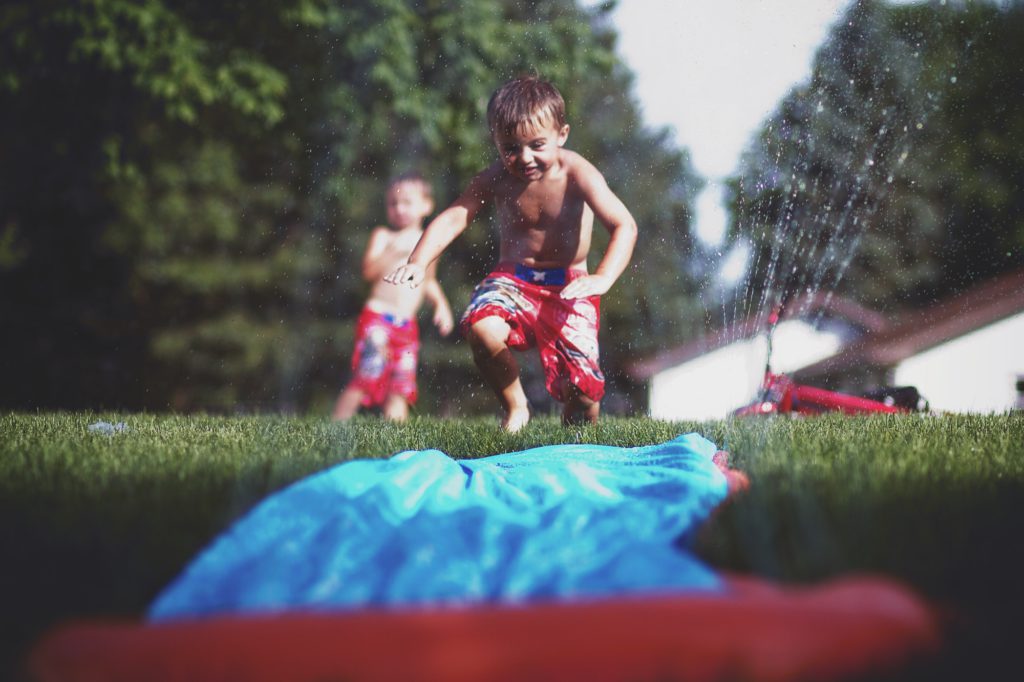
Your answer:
[502,406,531,433]
[333,386,365,421]
[561,407,598,427]
[561,384,599,426]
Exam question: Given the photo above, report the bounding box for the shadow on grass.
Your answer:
[696,478,1024,681]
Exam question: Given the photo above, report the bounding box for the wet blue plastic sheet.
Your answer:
[149,433,729,621]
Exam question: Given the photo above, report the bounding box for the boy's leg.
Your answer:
[534,288,604,427]
[382,394,409,422]
[562,383,600,426]
[338,308,390,421]
[332,385,365,420]
[384,326,417,424]
[466,316,530,432]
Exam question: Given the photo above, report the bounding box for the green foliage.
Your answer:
[0,222,29,269]
[0,0,701,415]
[3,0,288,124]
[0,0,316,410]
[726,0,1024,316]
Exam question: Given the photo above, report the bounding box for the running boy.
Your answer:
[386,76,638,431]
[333,172,454,421]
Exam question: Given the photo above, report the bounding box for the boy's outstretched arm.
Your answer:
[423,261,454,336]
[560,160,638,300]
[385,169,495,289]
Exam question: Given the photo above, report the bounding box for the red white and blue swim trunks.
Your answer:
[348,307,419,406]
[460,262,605,402]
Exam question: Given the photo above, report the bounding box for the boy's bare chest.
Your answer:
[496,182,583,231]
[388,229,421,253]
[376,229,421,270]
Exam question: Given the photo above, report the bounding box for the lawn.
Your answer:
[2,411,1023,680]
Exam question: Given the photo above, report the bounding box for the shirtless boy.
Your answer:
[333,172,454,422]
[386,76,638,431]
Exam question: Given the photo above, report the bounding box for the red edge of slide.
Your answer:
[26,574,940,682]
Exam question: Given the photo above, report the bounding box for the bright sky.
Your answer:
[607,0,853,244]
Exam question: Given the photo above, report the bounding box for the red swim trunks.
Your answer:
[460,263,605,402]
[348,307,419,407]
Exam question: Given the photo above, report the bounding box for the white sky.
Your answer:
[607,0,853,243]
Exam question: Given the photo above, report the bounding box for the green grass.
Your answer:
[3,411,1023,680]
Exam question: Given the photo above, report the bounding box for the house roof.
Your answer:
[625,292,889,380]
[798,268,1024,376]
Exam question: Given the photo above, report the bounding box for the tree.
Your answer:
[0,0,294,409]
[0,0,703,415]
[724,0,1024,324]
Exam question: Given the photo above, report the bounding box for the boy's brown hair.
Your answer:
[388,170,433,200]
[486,75,567,137]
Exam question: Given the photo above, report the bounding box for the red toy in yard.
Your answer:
[734,307,927,417]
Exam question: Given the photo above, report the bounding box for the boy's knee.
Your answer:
[467,317,511,354]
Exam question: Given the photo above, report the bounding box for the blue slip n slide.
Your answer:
[149,433,730,621]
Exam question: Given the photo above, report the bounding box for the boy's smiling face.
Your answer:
[385,180,434,230]
[493,118,570,182]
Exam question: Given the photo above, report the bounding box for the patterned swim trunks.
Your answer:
[460,263,605,402]
[348,307,419,406]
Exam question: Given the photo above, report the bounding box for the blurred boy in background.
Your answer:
[333,172,454,421]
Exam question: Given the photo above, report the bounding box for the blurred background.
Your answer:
[1,0,1021,417]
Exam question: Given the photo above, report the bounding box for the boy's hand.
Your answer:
[385,263,426,289]
[559,274,612,300]
[433,302,454,336]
